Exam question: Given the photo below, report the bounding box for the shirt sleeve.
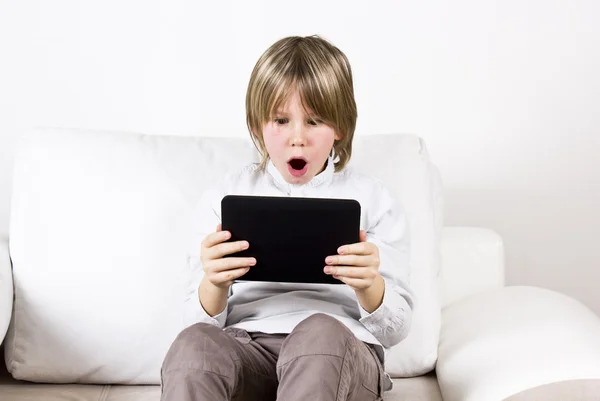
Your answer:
[183,185,229,329]
[357,185,414,348]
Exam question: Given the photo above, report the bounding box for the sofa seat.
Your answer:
[0,357,442,401]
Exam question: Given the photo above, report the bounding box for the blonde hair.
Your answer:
[246,35,357,172]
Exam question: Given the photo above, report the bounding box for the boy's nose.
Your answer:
[290,126,307,146]
[291,135,306,146]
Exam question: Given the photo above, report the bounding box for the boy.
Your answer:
[161,35,413,401]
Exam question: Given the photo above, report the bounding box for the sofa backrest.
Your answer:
[5,127,442,383]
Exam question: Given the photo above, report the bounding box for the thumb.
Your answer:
[216,224,222,232]
[359,230,367,242]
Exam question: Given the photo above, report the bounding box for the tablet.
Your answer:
[221,195,361,285]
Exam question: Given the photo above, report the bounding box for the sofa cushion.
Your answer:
[5,128,258,384]
[0,357,442,401]
[437,286,600,401]
[351,134,443,376]
[5,127,442,383]
[503,379,600,401]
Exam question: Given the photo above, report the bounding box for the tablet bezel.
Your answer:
[221,195,361,285]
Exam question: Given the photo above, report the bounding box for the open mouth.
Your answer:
[287,157,308,177]
[288,158,307,170]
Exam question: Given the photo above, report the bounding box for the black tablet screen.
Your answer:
[221,195,361,284]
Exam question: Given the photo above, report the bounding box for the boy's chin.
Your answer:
[284,173,314,185]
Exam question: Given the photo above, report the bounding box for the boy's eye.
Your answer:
[273,117,323,125]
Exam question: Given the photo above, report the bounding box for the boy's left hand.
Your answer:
[324,230,381,291]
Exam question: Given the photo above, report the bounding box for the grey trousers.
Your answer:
[160,313,385,401]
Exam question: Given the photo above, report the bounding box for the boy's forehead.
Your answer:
[274,100,316,115]
[274,107,317,116]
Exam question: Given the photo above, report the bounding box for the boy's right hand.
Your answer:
[200,224,256,289]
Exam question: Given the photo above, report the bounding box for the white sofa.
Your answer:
[1,128,600,401]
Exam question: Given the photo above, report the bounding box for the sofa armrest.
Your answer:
[436,286,600,401]
[440,227,505,308]
[0,234,12,346]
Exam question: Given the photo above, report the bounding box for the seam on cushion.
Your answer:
[97,385,110,401]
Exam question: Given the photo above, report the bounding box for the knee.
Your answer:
[280,314,354,361]
[297,313,351,337]
[161,323,235,376]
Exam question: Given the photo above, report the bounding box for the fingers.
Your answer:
[337,241,376,256]
[325,254,372,267]
[201,230,250,258]
[324,263,375,291]
[202,230,231,249]
[201,226,254,287]
[323,266,377,280]
[333,276,371,290]
[205,240,250,260]
[208,266,251,286]
[207,257,256,273]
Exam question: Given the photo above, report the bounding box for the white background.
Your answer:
[1,1,599,313]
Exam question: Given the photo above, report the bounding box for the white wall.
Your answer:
[1,1,599,313]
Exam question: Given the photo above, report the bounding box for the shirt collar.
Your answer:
[266,155,335,193]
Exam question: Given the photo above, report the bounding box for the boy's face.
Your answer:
[261,90,341,185]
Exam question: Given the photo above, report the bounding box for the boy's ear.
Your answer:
[334,131,343,141]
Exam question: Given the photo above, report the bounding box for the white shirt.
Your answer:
[184,156,414,389]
